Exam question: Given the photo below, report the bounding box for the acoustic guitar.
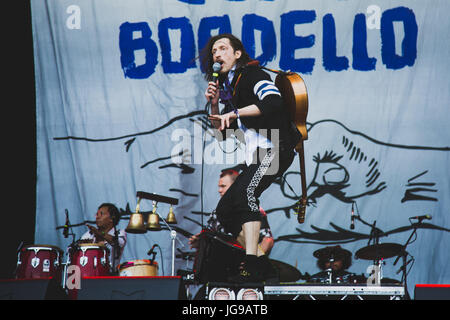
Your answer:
[252,61,309,223]
[273,71,309,224]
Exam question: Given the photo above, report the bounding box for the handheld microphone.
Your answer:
[350,202,355,230]
[409,214,432,221]
[204,62,222,111]
[63,209,69,238]
[211,62,222,82]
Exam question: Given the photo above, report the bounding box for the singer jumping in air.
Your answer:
[200,34,302,282]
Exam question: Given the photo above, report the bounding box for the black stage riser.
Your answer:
[414,285,450,300]
[74,276,184,300]
[0,276,185,300]
[0,278,66,300]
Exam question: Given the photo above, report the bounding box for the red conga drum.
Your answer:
[16,244,63,281]
[68,243,110,277]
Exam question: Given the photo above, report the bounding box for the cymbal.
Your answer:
[269,259,301,282]
[313,245,351,260]
[355,243,403,260]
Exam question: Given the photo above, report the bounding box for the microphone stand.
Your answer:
[353,215,385,246]
[158,213,185,276]
[60,211,77,290]
[392,219,422,300]
[111,225,120,275]
[13,242,24,279]
[200,87,217,230]
[354,215,386,284]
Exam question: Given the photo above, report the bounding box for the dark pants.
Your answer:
[215,147,295,237]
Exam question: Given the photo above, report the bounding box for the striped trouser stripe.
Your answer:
[246,149,275,213]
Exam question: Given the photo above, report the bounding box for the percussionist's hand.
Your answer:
[86,224,102,239]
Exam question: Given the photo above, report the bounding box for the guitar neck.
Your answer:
[296,140,307,200]
[295,140,307,223]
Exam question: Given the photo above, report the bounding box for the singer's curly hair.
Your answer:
[199,33,251,81]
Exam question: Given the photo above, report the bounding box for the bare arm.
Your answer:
[208,105,262,131]
[205,79,262,130]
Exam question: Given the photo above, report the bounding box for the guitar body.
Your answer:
[275,72,309,223]
[275,72,308,142]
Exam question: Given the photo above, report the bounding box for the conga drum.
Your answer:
[68,243,110,277]
[118,259,158,277]
[16,244,63,281]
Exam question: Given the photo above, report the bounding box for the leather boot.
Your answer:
[228,254,263,283]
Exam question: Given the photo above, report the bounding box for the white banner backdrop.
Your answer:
[32,0,450,295]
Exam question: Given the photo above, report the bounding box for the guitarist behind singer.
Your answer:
[201,33,302,282]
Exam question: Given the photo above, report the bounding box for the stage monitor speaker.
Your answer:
[75,276,185,300]
[0,278,67,300]
[415,284,450,300]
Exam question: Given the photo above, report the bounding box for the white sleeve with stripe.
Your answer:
[253,80,281,100]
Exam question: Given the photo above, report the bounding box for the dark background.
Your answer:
[1,1,36,278]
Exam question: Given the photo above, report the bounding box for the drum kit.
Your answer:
[185,229,404,286]
[13,191,411,293]
[13,191,181,290]
[264,242,404,286]
[293,214,411,286]
[306,243,404,285]
[14,240,404,290]
[185,211,409,286]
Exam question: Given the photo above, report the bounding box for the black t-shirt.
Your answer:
[219,63,302,149]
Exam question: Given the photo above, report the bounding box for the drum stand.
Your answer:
[111,226,120,275]
[392,218,422,300]
[325,257,334,284]
[355,216,386,284]
[60,218,77,290]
